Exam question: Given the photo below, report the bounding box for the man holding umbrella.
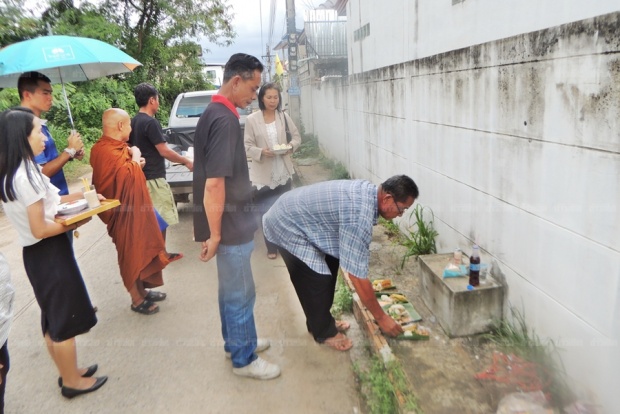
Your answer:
[18,71,84,196]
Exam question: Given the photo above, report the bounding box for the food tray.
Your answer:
[54,199,120,225]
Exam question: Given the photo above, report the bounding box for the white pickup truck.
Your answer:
[164,90,253,203]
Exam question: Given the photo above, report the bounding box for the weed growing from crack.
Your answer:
[354,357,422,414]
[400,204,438,268]
[331,272,353,318]
[483,307,576,408]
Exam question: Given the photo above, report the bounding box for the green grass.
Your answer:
[483,307,575,408]
[355,357,422,414]
[378,217,403,241]
[330,272,353,318]
[293,132,321,159]
[320,157,350,180]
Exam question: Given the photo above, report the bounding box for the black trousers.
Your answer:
[253,181,292,254]
[277,247,340,343]
[0,341,9,414]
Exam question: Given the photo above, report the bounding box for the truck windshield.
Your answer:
[175,95,213,118]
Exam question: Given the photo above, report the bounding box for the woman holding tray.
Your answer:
[244,83,301,259]
[0,109,107,399]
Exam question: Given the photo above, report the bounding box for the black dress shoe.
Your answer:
[58,364,98,387]
[61,376,108,399]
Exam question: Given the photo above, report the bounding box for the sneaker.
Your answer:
[232,357,281,380]
[225,338,270,359]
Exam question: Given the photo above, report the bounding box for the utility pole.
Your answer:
[285,0,300,126]
[262,44,273,83]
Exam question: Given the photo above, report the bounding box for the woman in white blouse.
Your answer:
[245,83,301,259]
[0,109,107,398]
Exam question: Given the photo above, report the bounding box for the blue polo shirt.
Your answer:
[263,179,379,278]
[33,122,69,195]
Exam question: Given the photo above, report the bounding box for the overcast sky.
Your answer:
[24,0,323,70]
[201,0,323,66]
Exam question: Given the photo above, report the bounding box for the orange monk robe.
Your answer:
[90,136,169,291]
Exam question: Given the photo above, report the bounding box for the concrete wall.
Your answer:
[347,0,620,74]
[300,12,620,412]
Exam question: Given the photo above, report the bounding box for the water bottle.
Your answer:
[469,245,480,287]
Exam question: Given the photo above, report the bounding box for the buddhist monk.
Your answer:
[90,108,169,315]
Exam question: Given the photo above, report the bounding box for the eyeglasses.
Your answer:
[391,196,405,216]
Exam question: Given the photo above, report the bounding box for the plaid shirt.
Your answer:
[263,179,378,278]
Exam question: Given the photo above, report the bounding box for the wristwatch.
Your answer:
[64,148,77,159]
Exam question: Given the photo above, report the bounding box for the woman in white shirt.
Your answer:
[0,109,107,399]
[244,83,301,259]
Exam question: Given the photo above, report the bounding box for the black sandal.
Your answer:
[145,290,167,302]
[130,299,159,315]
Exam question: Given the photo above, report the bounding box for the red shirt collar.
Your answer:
[213,95,239,119]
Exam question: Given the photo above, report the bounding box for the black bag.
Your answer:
[283,113,292,143]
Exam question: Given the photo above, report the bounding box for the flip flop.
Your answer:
[145,290,167,302]
[130,299,159,315]
[336,320,350,332]
[322,333,353,351]
[167,253,184,263]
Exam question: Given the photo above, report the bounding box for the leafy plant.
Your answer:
[330,273,352,318]
[354,357,421,414]
[319,157,350,180]
[378,217,403,241]
[293,132,320,159]
[400,204,438,268]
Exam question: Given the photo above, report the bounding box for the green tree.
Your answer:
[0,0,45,46]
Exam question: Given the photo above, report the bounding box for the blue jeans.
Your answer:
[216,241,258,368]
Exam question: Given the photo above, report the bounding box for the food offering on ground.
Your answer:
[372,278,395,292]
[377,293,409,306]
[384,303,429,340]
[401,323,431,339]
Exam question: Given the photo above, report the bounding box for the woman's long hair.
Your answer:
[0,109,45,202]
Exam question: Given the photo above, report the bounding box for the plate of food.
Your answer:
[383,303,428,340]
[271,144,292,155]
[57,199,89,216]
[376,293,409,306]
[372,278,396,292]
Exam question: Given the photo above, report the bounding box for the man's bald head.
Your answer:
[102,108,132,141]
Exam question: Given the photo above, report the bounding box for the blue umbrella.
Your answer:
[0,35,141,127]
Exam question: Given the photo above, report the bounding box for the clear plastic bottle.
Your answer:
[469,245,480,287]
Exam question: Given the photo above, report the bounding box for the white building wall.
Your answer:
[348,0,620,73]
[299,10,620,412]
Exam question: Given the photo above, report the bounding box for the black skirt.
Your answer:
[23,233,97,342]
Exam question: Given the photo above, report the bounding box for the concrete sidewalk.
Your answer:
[2,184,361,413]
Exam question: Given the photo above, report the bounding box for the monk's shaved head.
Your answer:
[102,108,132,141]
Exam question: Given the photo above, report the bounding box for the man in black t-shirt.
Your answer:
[130,83,193,261]
[193,54,280,380]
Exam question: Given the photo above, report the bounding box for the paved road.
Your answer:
[2,180,361,413]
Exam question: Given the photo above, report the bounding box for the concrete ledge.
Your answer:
[418,253,504,337]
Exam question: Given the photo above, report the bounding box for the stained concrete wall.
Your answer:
[300,12,620,412]
[347,0,620,74]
